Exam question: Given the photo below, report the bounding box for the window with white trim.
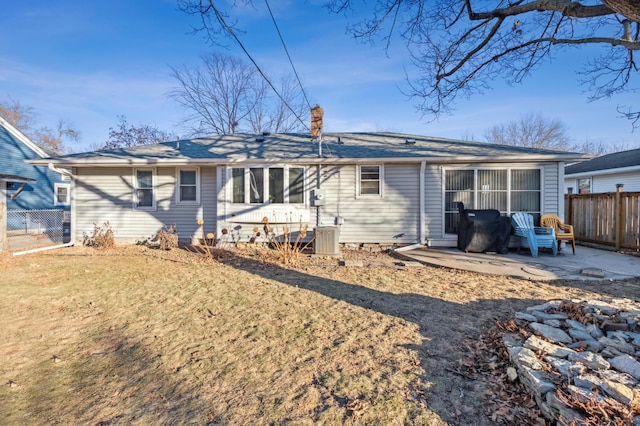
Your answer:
[230,166,305,204]
[358,165,382,196]
[444,168,541,234]
[232,168,245,203]
[177,168,200,204]
[54,183,70,206]
[577,178,591,194]
[134,169,155,209]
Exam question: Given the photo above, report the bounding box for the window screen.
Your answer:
[360,165,380,195]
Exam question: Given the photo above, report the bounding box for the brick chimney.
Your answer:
[311,105,323,139]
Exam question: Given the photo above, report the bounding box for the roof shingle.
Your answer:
[33,132,586,166]
[565,148,640,175]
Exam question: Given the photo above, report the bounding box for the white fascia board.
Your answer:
[28,154,585,168]
[565,164,640,179]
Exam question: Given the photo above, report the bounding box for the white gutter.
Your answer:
[48,163,73,178]
[28,154,588,168]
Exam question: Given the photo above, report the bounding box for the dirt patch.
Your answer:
[0,245,638,425]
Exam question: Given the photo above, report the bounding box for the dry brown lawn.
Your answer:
[0,245,638,425]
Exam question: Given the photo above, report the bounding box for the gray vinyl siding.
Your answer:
[424,164,443,239]
[564,171,640,193]
[542,162,559,216]
[73,166,216,243]
[71,161,560,247]
[319,163,420,244]
[593,172,640,193]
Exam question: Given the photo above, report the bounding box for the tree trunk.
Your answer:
[602,0,640,23]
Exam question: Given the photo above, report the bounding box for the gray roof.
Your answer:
[565,148,640,175]
[31,132,586,166]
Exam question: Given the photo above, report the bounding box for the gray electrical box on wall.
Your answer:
[313,189,326,206]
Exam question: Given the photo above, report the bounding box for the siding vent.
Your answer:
[405,138,416,145]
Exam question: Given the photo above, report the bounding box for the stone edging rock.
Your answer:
[503,298,640,424]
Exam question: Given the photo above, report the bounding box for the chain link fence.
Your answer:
[6,209,70,251]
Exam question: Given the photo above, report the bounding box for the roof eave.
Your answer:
[565,164,640,178]
[29,153,585,167]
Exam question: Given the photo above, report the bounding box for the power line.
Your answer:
[264,0,330,157]
[207,1,310,131]
[264,0,314,112]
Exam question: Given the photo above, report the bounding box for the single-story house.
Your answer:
[30,124,586,249]
[0,116,72,210]
[564,148,640,194]
[1,116,72,250]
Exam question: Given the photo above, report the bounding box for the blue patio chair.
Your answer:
[511,213,557,257]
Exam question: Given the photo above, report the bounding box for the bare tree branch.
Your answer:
[0,98,79,154]
[97,116,178,150]
[465,0,613,20]
[484,113,573,150]
[169,53,308,136]
[180,0,640,129]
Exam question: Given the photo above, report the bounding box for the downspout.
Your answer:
[13,241,74,256]
[558,162,565,219]
[317,136,322,227]
[316,165,322,228]
[312,106,323,229]
[15,163,77,255]
[48,163,73,178]
[419,160,425,244]
[0,182,6,251]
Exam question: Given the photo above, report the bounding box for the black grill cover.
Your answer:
[457,202,511,254]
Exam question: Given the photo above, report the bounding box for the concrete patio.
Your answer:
[398,245,640,281]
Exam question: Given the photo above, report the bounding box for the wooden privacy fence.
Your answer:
[565,186,640,250]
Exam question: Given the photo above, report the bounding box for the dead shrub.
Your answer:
[86,221,115,249]
[262,214,313,265]
[187,219,218,262]
[157,224,179,250]
[249,226,263,244]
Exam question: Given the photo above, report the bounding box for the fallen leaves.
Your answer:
[556,388,636,426]
[452,321,550,425]
[557,300,595,325]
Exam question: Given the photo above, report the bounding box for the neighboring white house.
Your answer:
[31,130,585,248]
[564,148,640,194]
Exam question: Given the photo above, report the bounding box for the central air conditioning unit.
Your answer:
[314,226,340,256]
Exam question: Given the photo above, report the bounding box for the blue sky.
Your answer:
[1,0,639,151]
